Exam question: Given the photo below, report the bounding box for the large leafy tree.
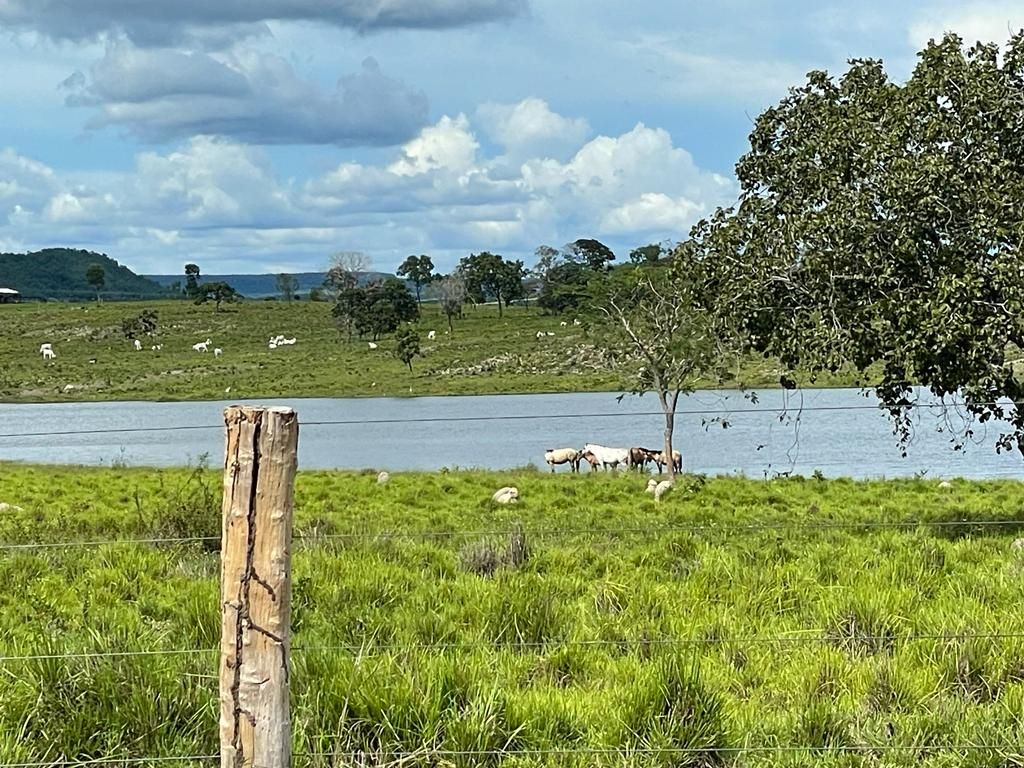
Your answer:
[689,31,1024,454]
[332,277,419,340]
[567,238,616,271]
[396,254,435,306]
[458,252,526,317]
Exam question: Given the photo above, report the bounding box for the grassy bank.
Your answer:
[0,299,857,403]
[1,464,1022,765]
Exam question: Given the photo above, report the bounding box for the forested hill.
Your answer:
[145,271,394,297]
[0,249,166,300]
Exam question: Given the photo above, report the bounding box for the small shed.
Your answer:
[0,288,19,304]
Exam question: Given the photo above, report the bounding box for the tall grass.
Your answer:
[0,466,1022,765]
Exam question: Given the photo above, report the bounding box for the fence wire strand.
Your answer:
[0,398,1018,440]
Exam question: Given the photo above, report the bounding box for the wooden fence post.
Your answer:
[220,406,299,768]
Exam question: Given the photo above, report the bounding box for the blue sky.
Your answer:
[0,0,1020,274]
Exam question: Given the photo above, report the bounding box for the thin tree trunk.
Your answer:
[659,388,678,482]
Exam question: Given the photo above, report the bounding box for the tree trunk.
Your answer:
[659,388,678,482]
[497,294,503,318]
[446,312,454,333]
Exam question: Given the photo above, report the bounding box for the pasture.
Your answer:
[1,463,1022,765]
[0,299,854,403]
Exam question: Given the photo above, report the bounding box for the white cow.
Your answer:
[544,448,581,473]
[427,330,436,340]
[582,443,630,471]
[535,331,544,339]
[560,321,567,327]
[368,342,379,350]
[40,343,56,361]
[192,339,212,353]
[214,348,223,357]
[133,339,142,351]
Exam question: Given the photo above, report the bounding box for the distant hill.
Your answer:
[0,248,166,301]
[145,271,396,298]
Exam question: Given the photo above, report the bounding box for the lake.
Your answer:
[0,388,1021,479]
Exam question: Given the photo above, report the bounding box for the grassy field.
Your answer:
[1,464,1023,765]
[0,299,857,403]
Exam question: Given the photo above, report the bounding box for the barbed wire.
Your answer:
[0,398,1017,441]
[3,631,1023,665]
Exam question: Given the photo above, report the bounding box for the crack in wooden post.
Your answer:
[220,406,297,768]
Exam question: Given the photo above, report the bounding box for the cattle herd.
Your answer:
[544,444,683,474]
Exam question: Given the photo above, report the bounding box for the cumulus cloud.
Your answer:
[0,106,736,272]
[0,0,527,47]
[476,98,591,160]
[61,46,429,146]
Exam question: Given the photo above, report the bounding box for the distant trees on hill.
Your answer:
[0,248,165,301]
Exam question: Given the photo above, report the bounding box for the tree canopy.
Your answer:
[332,277,419,340]
[687,30,1024,453]
[193,281,239,312]
[397,254,435,306]
[394,328,421,372]
[458,252,526,317]
[85,263,105,301]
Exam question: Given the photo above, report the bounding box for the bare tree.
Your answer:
[438,273,468,333]
[596,266,730,481]
[323,251,371,301]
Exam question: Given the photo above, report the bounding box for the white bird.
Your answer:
[133,339,142,351]
[368,342,379,350]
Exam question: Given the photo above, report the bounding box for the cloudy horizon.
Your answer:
[0,1,1020,275]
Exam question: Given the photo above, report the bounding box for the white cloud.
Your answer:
[908,2,1022,49]
[476,97,591,160]
[0,106,737,272]
[387,114,479,176]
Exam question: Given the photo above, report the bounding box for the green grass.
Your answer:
[0,299,859,403]
[0,464,1023,765]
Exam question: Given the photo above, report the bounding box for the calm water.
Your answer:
[0,388,1021,479]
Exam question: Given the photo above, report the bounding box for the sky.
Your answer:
[0,1,1021,275]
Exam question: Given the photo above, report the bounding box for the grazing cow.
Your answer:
[645,478,658,494]
[535,331,544,339]
[573,318,581,326]
[560,321,567,327]
[133,339,142,351]
[544,448,581,473]
[492,486,519,504]
[192,339,212,353]
[652,449,683,474]
[214,348,223,357]
[377,471,390,485]
[546,331,555,337]
[40,343,56,361]
[582,443,630,471]
[427,330,436,340]
[627,447,659,471]
[368,342,379,350]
